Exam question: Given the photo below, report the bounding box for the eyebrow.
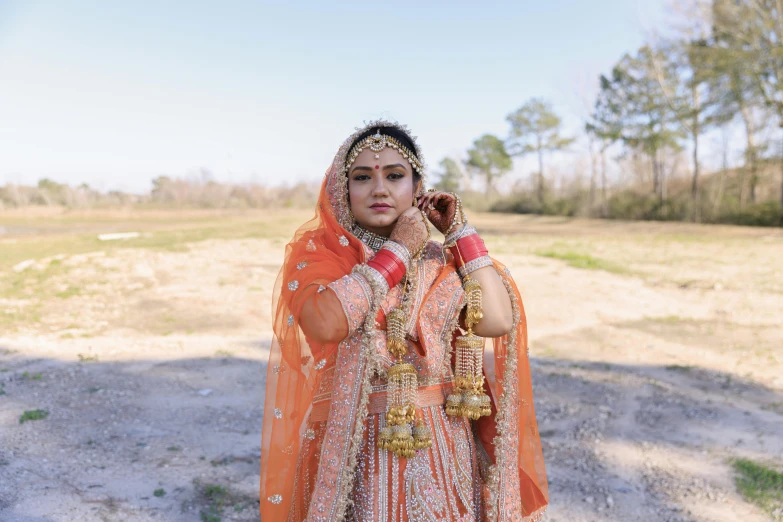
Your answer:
[350,163,408,174]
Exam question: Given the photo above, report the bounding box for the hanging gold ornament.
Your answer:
[447,273,492,420]
[377,211,433,458]
[386,307,407,359]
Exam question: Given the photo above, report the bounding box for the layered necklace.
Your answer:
[351,223,387,253]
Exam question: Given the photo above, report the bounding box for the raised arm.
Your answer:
[417,191,512,338]
[297,208,430,345]
[461,264,512,337]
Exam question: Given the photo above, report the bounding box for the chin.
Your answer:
[358,212,399,231]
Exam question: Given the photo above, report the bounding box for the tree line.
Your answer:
[0,176,319,210]
[435,0,783,227]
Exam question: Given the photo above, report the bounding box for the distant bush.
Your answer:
[491,190,589,218]
[717,201,783,227]
[490,186,782,227]
[490,192,540,214]
[0,178,319,210]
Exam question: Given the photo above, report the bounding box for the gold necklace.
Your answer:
[351,223,387,252]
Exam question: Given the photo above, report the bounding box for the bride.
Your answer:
[260,120,548,521]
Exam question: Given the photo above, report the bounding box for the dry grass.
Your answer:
[2,208,782,521]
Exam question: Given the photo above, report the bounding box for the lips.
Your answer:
[370,203,392,209]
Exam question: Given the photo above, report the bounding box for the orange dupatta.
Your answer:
[260,120,548,521]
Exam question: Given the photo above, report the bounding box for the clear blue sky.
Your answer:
[0,1,665,193]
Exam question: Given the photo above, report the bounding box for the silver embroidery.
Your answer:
[288,314,294,326]
[297,261,308,270]
[268,494,282,504]
[339,235,349,246]
[274,408,282,419]
[304,428,316,440]
[458,255,494,278]
[288,280,299,291]
[314,359,326,370]
[272,365,281,374]
[317,284,326,293]
[306,239,316,252]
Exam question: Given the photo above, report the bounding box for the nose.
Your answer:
[371,175,389,197]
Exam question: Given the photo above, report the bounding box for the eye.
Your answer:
[388,172,404,180]
[353,174,370,181]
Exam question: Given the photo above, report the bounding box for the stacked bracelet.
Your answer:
[447,225,493,277]
[458,256,494,278]
[365,241,411,290]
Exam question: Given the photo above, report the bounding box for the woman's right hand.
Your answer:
[389,206,429,256]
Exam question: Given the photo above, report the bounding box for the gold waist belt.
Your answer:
[309,383,452,423]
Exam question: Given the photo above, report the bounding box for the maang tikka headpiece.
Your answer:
[345,130,424,175]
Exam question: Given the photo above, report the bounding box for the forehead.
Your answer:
[352,147,411,169]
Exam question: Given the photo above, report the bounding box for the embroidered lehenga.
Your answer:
[260,121,548,522]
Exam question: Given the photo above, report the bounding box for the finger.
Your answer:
[435,192,454,205]
[432,193,448,208]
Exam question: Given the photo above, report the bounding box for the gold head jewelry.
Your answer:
[346,130,424,175]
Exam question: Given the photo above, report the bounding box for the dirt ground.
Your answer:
[1,209,782,521]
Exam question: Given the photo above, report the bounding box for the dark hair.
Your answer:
[346,126,422,188]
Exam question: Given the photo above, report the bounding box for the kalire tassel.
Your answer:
[378,275,432,456]
[447,274,492,420]
[378,362,417,458]
[378,216,433,458]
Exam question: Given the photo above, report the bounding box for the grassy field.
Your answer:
[1,208,782,521]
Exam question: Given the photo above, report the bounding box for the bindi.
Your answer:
[375,165,380,169]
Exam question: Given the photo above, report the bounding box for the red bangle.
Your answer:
[457,234,488,254]
[449,246,464,268]
[460,244,488,260]
[450,234,488,267]
[367,249,406,288]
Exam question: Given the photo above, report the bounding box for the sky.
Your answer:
[0,1,668,193]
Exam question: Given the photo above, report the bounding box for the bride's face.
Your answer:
[347,147,420,237]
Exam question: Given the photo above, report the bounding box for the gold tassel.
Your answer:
[463,275,484,328]
[386,307,407,359]
[377,212,434,457]
[378,362,418,457]
[448,274,492,419]
[412,419,433,450]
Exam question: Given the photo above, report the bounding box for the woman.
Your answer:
[260,121,548,522]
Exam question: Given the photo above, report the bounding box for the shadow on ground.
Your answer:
[1,340,780,521]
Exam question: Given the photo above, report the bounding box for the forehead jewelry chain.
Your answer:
[346,130,424,175]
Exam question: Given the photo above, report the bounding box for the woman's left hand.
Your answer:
[417,190,457,235]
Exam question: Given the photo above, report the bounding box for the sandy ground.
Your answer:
[1,212,782,521]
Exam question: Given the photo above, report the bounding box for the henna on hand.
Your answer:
[417,191,457,234]
[390,208,429,254]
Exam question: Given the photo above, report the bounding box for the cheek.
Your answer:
[347,184,366,209]
[392,181,414,202]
